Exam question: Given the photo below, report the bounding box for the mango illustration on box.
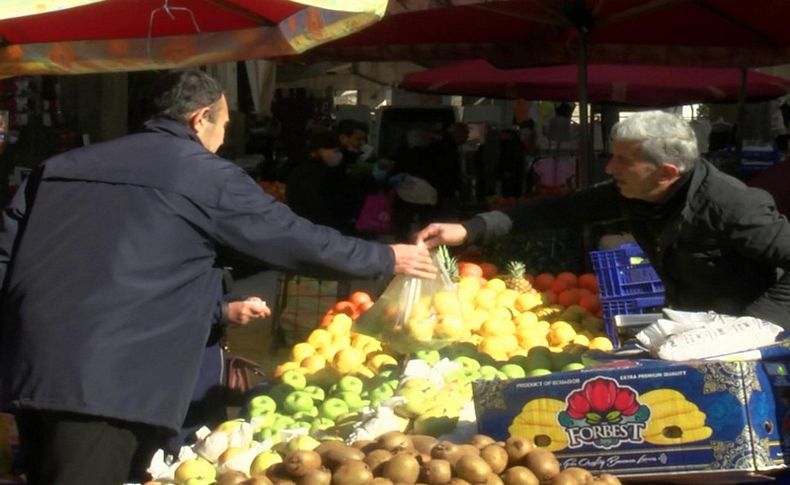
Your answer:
[509,380,710,451]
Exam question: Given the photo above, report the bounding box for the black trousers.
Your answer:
[16,410,169,485]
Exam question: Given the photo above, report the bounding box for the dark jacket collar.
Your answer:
[143,116,202,145]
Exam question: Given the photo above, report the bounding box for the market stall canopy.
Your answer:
[0,0,388,76]
[289,0,790,68]
[400,60,790,106]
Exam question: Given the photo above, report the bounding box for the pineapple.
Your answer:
[437,245,460,282]
[505,260,532,293]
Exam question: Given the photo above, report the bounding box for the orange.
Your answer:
[291,342,316,362]
[458,262,484,279]
[578,273,599,293]
[300,354,327,374]
[332,347,365,374]
[357,300,375,314]
[349,291,372,307]
[556,272,578,288]
[332,301,359,319]
[557,289,581,308]
[533,273,555,292]
[579,294,601,314]
[479,262,499,280]
[550,279,571,294]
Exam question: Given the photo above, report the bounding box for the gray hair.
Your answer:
[610,111,699,172]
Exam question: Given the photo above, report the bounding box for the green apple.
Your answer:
[310,417,335,433]
[443,342,478,359]
[280,369,307,390]
[368,383,395,404]
[272,415,296,431]
[283,390,315,415]
[292,408,319,421]
[398,377,439,396]
[254,427,280,443]
[335,390,369,411]
[526,368,552,377]
[337,375,365,394]
[174,458,216,483]
[249,412,276,431]
[248,395,277,416]
[289,420,312,430]
[415,349,441,365]
[319,397,350,421]
[499,363,526,379]
[249,450,283,475]
[267,383,296,406]
[495,371,508,380]
[478,365,498,380]
[561,362,586,372]
[303,385,325,402]
[452,355,481,372]
[376,365,400,378]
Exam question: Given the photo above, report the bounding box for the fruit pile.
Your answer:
[164,431,624,485]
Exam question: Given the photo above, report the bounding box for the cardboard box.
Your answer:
[473,360,790,480]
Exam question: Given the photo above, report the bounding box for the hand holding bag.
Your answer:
[224,355,263,406]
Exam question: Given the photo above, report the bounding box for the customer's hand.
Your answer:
[227,297,271,325]
[389,244,437,279]
[415,223,468,250]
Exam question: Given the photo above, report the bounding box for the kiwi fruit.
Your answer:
[331,459,373,485]
[504,436,534,466]
[500,465,539,485]
[549,471,579,485]
[420,458,452,485]
[410,434,440,455]
[364,448,393,476]
[297,467,331,485]
[595,473,622,485]
[314,440,347,458]
[446,479,472,485]
[369,478,394,485]
[484,474,505,485]
[217,470,249,485]
[244,476,274,485]
[284,450,322,477]
[468,434,497,449]
[458,444,482,457]
[563,467,593,484]
[376,431,414,453]
[322,445,366,470]
[454,454,493,484]
[523,449,560,482]
[382,451,421,484]
[480,443,509,474]
[353,439,375,450]
[267,463,293,482]
[430,441,463,465]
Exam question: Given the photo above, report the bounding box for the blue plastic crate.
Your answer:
[589,243,665,299]
[602,295,665,343]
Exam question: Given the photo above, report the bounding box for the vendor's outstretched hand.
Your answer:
[389,244,437,279]
[415,222,468,250]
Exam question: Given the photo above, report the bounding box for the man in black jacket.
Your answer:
[0,70,435,484]
[417,111,790,327]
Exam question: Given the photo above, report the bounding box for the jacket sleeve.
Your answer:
[721,188,790,325]
[208,168,395,282]
[0,180,29,289]
[462,182,625,245]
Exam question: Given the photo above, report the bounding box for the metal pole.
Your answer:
[577,30,592,188]
[735,67,747,167]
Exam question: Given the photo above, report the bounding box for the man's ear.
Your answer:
[188,107,210,133]
[659,162,681,181]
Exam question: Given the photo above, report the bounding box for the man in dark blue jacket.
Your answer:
[0,70,435,484]
[417,111,790,327]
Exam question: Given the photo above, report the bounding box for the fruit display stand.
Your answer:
[145,255,633,484]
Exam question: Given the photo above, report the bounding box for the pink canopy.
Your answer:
[400,60,790,106]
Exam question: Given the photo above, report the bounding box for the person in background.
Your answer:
[434,122,468,217]
[417,110,790,327]
[336,119,371,165]
[496,129,528,198]
[287,131,358,235]
[0,70,436,485]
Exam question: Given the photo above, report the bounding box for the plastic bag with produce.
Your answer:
[354,251,462,353]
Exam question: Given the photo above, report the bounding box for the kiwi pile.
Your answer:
[215,431,622,485]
